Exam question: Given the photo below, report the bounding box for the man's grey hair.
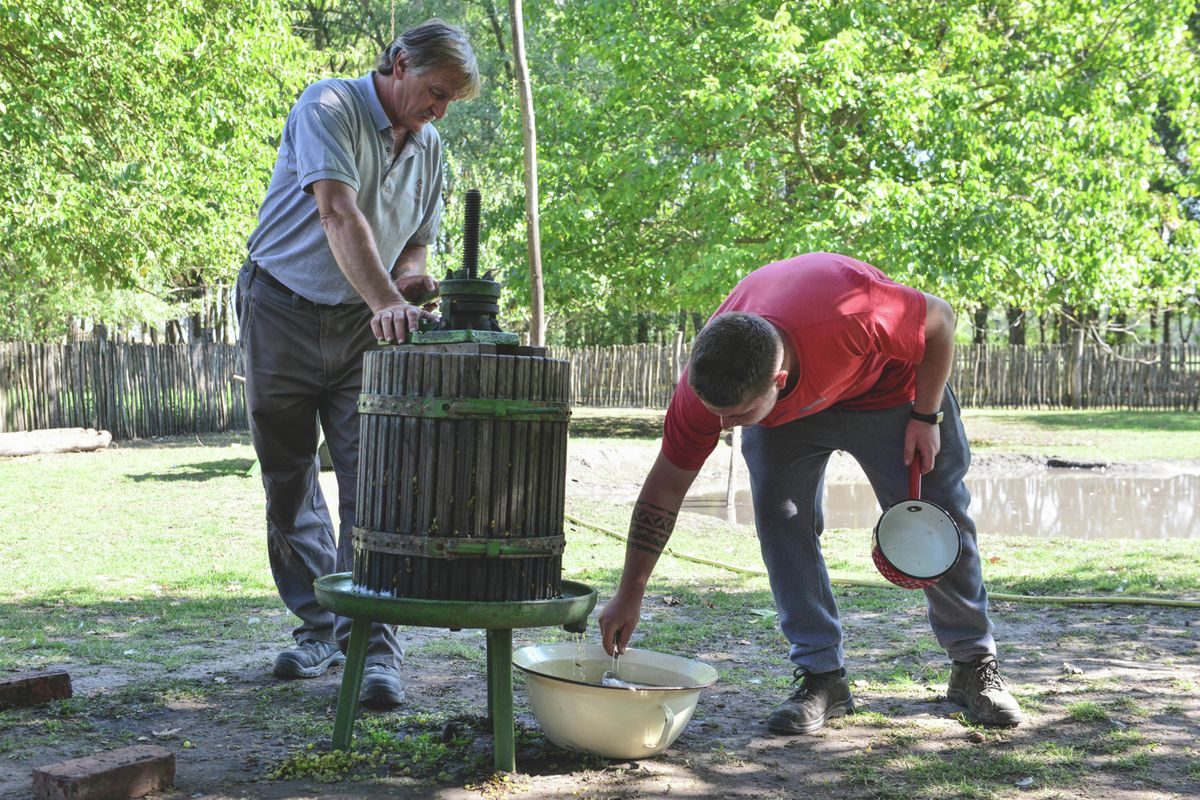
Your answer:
[688,312,782,408]
[375,19,481,100]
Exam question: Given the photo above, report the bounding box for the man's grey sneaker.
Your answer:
[273,640,345,679]
[360,663,406,709]
[766,667,855,734]
[947,655,1023,727]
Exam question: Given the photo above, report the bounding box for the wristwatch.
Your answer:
[910,409,944,425]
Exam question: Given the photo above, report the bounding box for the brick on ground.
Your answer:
[0,669,72,709]
[32,745,175,800]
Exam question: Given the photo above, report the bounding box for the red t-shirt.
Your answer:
[662,253,927,470]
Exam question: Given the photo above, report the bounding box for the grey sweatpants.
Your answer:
[740,390,995,674]
[236,261,400,668]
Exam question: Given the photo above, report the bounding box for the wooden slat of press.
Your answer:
[452,352,480,600]
[509,355,532,599]
[397,351,420,596]
[507,355,530,538]
[488,354,514,601]
[434,352,459,599]
[417,352,441,598]
[473,352,497,545]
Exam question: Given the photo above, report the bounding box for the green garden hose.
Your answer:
[564,513,1200,609]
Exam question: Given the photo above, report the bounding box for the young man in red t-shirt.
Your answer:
[598,252,1022,733]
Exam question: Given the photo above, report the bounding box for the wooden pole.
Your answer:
[508,0,545,346]
[726,426,741,509]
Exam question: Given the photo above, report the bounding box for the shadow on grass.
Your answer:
[127,458,256,481]
[569,414,664,440]
[991,410,1200,433]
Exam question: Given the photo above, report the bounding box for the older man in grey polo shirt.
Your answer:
[237,20,479,708]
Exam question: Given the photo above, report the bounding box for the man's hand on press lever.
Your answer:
[371,302,438,344]
[598,586,645,656]
[395,274,439,311]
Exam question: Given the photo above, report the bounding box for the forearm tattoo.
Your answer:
[629,501,677,556]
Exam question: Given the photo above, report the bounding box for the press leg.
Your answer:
[332,616,371,750]
[486,628,515,772]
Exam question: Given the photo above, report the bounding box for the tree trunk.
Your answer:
[484,0,514,82]
[0,428,112,457]
[636,312,650,344]
[973,305,989,345]
[1070,322,1085,409]
[1111,311,1129,344]
[509,0,545,346]
[1178,310,1195,344]
[1006,305,1026,346]
[1057,308,1073,345]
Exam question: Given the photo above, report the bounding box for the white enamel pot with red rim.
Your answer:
[871,461,963,589]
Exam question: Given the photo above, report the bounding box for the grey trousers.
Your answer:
[740,389,995,674]
[236,261,400,667]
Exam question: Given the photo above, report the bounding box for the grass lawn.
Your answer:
[963,409,1200,461]
[0,409,1196,799]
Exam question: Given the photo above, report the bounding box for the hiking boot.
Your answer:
[273,640,345,679]
[360,663,405,709]
[766,667,854,734]
[947,655,1023,727]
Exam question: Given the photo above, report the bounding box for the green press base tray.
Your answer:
[314,573,596,630]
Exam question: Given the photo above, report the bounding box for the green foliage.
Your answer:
[0,0,315,339]
[524,0,1200,323]
[1,1,1198,343]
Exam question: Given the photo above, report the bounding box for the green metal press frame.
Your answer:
[314,574,597,772]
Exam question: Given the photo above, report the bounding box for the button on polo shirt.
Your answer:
[247,72,444,306]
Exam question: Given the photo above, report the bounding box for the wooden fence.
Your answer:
[548,340,691,408]
[1,341,1197,440]
[0,341,246,440]
[951,344,1200,410]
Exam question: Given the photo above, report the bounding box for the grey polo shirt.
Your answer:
[247,73,443,305]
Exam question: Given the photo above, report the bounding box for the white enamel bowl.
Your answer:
[513,643,719,760]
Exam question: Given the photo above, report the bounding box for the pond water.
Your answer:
[681,470,1200,540]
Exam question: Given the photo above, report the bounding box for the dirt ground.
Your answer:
[3,436,1198,799]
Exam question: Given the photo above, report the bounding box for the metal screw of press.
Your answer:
[462,189,481,279]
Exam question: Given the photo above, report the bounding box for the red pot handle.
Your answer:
[908,459,922,500]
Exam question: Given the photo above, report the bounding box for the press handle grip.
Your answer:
[908,459,922,500]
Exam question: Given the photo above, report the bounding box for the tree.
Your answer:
[518,0,1200,337]
[0,0,314,340]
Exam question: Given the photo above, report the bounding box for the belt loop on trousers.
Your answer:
[244,256,260,290]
